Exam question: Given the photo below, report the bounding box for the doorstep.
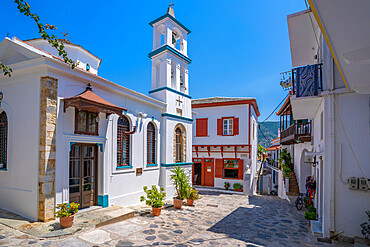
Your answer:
[0,205,134,239]
[194,186,244,195]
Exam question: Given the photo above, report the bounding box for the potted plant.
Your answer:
[224,182,230,190]
[140,185,166,216]
[304,205,317,226]
[170,165,190,209]
[233,183,243,192]
[186,187,199,206]
[55,202,79,228]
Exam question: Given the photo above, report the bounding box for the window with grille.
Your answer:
[147,122,156,164]
[117,116,130,167]
[175,127,183,163]
[0,112,7,170]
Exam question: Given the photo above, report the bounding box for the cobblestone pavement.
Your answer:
[0,191,351,246]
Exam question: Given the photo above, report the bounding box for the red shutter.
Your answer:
[196,118,208,137]
[217,119,223,135]
[238,159,243,179]
[234,117,239,135]
[215,159,223,178]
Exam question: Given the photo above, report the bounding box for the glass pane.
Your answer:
[88,113,97,132]
[69,186,80,194]
[224,159,239,168]
[224,169,238,179]
[77,111,87,132]
[84,184,93,191]
[69,179,80,186]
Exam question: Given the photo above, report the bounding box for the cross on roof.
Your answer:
[169,1,174,7]
[62,30,70,40]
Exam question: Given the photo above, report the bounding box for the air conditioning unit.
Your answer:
[304,155,314,163]
[359,178,369,191]
[349,177,359,190]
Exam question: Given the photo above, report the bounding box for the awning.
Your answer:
[308,0,370,93]
[63,83,126,116]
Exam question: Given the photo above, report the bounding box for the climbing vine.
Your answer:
[278,148,292,178]
[1,0,76,77]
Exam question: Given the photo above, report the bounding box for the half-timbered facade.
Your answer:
[191,97,259,195]
[0,7,192,221]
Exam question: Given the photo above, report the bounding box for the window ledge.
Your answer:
[117,165,133,169]
[146,164,158,167]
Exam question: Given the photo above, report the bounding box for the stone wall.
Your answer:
[38,76,58,221]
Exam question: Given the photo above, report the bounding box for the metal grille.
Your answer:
[147,122,156,164]
[117,116,130,167]
[0,112,7,169]
[175,127,182,162]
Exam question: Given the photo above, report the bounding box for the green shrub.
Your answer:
[55,202,79,218]
[361,210,370,239]
[140,185,166,208]
[233,183,243,190]
[304,211,316,221]
[170,165,190,200]
[307,205,317,214]
[186,187,199,200]
[303,197,309,208]
[224,182,230,189]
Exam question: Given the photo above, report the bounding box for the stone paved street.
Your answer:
[0,191,350,246]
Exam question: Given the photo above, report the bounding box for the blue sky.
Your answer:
[1,0,307,121]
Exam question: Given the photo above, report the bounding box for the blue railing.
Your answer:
[292,64,322,97]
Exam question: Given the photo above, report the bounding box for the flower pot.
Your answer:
[187,199,194,206]
[238,189,243,192]
[152,207,162,216]
[59,214,74,228]
[173,199,183,209]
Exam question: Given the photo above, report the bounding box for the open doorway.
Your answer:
[193,163,202,185]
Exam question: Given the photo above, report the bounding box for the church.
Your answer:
[0,7,193,221]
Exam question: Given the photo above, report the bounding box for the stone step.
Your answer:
[95,207,135,228]
[286,192,299,196]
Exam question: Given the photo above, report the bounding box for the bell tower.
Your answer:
[148,6,191,113]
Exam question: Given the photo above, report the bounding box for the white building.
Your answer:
[0,7,193,222]
[282,4,370,238]
[191,97,259,195]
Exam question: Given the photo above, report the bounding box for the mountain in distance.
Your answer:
[257,121,280,148]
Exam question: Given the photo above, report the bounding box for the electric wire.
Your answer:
[305,1,369,187]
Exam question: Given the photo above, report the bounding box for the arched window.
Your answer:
[0,112,7,170]
[117,116,130,167]
[147,122,156,164]
[175,127,182,163]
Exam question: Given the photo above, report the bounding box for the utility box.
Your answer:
[359,178,369,191]
[304,155,314,163]
[349,177,358,190]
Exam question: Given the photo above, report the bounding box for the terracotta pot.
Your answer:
[173,199,183,209]
[152,207,162,216]
[187,199,194,206]
[59,214,74,228]
[238,189,243,192]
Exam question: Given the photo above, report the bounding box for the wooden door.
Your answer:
[69,143,97,208]
[204,158,214,187]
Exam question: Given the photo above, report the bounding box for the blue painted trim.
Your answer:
[162,113,193,122]
[149,14,191,34]
[161,162,193,167]
[148,45,191,64]
[0,168,7,171]
[70,142,76,151]
[146,163,158,167]
[117,165,133,169]
[123,110,127,115]
[97,143,103,152]
[149,87,191,99]
[98,195,109,208]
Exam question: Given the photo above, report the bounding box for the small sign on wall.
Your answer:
[207,166,211,172]
[136,168,143,176]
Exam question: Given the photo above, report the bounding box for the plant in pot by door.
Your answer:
[304,205,317,226]
[140,185,166,216]
[170,165,190,209]
[186,187,199,206]
[224,182,230,190]
[55,202,79,228]
[233,183,243,192]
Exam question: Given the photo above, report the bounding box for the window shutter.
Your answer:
[215,159,223,178]
[234,117,239,135]
[238,159,244,179]
[196,118,208,137]
[217,119,223,135]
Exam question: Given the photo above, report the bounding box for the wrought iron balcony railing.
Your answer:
[292,64,322,97]
[280,122,312,145]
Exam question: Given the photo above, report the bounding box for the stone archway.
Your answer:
[173,123,186,163]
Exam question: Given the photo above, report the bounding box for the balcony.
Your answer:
[280,122,312,145]
[292,64,322,97]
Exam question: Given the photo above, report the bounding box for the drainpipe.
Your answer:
[329,93,336,236]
